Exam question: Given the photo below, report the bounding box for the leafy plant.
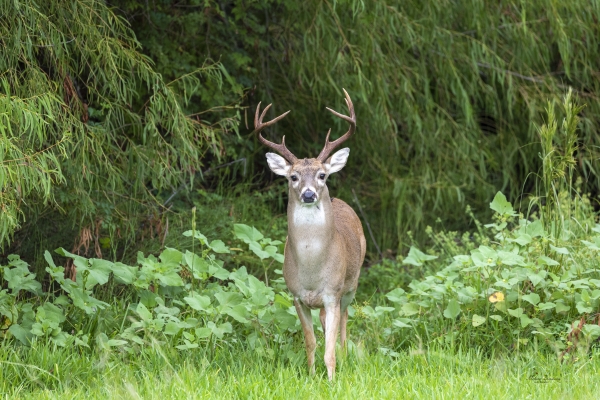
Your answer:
[1,225,298,354]
[233,223,285,285]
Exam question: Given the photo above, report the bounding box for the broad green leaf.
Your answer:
[507,308,524,318]
[392,319,413,328]
[513,233,532,246]
[249,242,270,260]
[576,302,593,314]
[478,246,497,260]
[472,314,486,327]
[160,248,182,266]
[401,302,420,316]
[3,262,41,294]
[44,251,57,268]
[443,299,460,319]
[182,230,208,244]
[55,248,89,274]
[522,293,540,306]
[195,328,212,338]
[112,262,137,284]
[550,245,569,255]
[184,293,211,311]
[136,303,153,321]
[50,331,69,347]
[524,220,545,237]
[527,271,547,287]
[490,315,503,321]
[582,324,600,340]
[233,224,263,244]
[272,252,285,263]
[538,302,556,310]
[157,271,184,287]
[8,324,32,345]
[263,245,284,263]
[208,321,232,339]
[520,314,533,328]
[581,238,600,251]
[68,288,110,313]
[403,246,438,267]
[226,305,250,323]
[489,192,515,216]
[164,322,181,335]
[184,251,209,274]
[471,250,494,267]
[274,293,293,308]
[38,302,66,325]
[87,259,113,288]
[580,289,591,302]
[209,266,231,280]
[497,251,525,266]
[537,256,559,266]
[214,292,243,308]
[208,240,230,254]
[555,302,570,313]
[386,288,406,303]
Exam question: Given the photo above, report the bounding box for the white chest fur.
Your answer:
[289,203,332,276]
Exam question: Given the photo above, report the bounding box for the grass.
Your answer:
[2,341,599,399]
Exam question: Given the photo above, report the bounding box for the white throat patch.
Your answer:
[293,203,327,226]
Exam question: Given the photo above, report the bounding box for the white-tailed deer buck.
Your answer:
[253,89,366,380]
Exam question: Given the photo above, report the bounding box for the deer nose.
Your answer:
[302,190,316,203]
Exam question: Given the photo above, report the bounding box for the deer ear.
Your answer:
[265,152,291,176]
[324,148,349,174]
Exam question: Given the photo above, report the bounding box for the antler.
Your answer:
[317,89,356,162]
[253,102,296,163]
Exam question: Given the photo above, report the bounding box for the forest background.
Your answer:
[4,0,600,260]
[2,1,600,397]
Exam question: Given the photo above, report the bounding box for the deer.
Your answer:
[252,89,366,380]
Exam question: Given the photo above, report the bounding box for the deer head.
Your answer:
[253,89,356,206]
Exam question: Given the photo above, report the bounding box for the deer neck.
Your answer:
[287,188,335,266]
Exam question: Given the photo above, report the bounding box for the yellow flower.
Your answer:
[488,292,505,303]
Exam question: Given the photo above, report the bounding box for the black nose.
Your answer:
[302,190,316,203]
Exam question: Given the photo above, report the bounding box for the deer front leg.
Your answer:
[323,300,341,380]
[294,298,317,375]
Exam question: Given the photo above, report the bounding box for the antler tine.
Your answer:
[252,102,296,163]
[317,89,356,162]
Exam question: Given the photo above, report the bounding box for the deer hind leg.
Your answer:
[323,300,341,381]
[319,308,327,333]
[340,308,349,348]
[294,299,317,375]
[340,291,355,349]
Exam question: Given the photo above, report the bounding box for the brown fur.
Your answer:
[277,158,366,380]
[257,89,362,380]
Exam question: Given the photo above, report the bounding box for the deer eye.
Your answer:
[290,175,298,182]
[319,173,326,180]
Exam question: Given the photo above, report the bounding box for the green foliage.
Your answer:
[0,226,298,353]
[372,192,600,354]
[115,0,600,252]
[0,0,240,249]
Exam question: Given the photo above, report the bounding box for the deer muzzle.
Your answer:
[301,189,317,203]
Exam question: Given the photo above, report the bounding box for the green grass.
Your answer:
[2,342,599,399]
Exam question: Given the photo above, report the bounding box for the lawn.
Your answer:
[3,342,599,399]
